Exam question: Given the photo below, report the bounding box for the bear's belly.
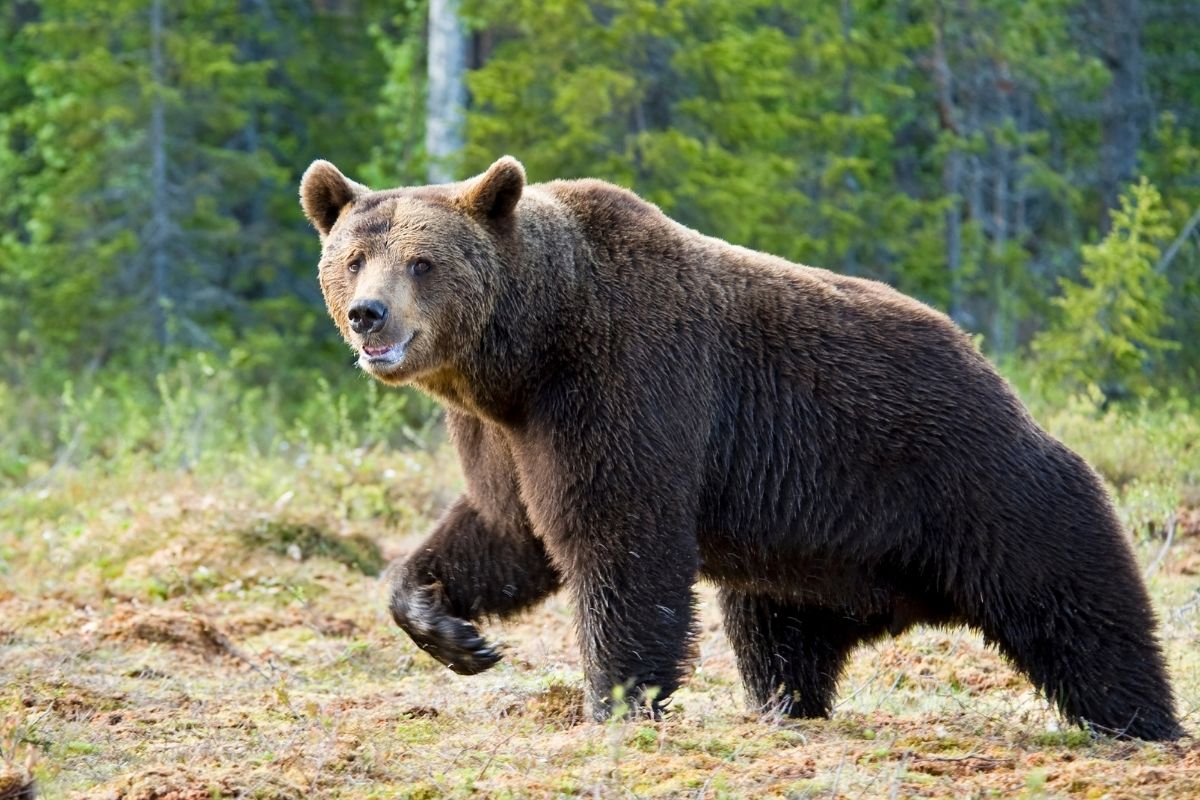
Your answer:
[697,540,949,631]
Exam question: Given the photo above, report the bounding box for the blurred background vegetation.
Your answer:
[1,0,1198,487]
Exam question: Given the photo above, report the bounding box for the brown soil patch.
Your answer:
[524,683,586,728]
[21,682,127,721]
[99,608,236,658]
[0,767,36,800]
[1176,506,1200,539]
[76,765,305,800]
[1044,756,1200,798]
[221,608,358,638]
[906,752,1015,777]
[401,704,440,718]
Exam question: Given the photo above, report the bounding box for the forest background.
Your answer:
[2,0,1199,471]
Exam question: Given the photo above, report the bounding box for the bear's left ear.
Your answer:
[300,160,370,238]
[461,156,525,219]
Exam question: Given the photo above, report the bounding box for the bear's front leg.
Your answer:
[389,496,561,674]
[573,554,699,720]
[519,372,708,719]
[541,491,701,720]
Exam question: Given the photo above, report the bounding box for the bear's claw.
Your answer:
[417,616,503,675]
[390,582,504,675]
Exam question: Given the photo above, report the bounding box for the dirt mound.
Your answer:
[525,683,586,728]
[100,609,236,658]
[1177,506,1200,539]
[27,684,126,721]
[0,765,36,800]
[76,765,304,800]
[238,518,385,576]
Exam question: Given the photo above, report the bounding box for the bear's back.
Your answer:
[533,176,1062,567]
[534,176,1023,440]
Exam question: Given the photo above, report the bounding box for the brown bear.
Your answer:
[300,156,1182,739]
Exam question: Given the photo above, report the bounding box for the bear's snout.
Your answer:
[348,298,388,335]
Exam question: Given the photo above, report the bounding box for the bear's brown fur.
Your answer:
[300,156,1182,739]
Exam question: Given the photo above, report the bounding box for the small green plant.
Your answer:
[1022,767,1048,798]
[0,349,439,489]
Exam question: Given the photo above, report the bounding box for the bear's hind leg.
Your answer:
[960,525,1182,740]
[719,590,887,717]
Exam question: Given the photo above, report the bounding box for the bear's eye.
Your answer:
[348,255,364,274]
[410,258,432,277]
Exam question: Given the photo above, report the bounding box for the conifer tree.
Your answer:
[1033,178,1177,397]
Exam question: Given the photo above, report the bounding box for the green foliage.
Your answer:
[0,0,409,372]
[1143,112,1200,385]
[461,0,1120,347]
[462,0,947,291]
[0,351,437,486]
[363,0,430,188]
[0,0,278,366]
[1033,178,1177,398]
[0,0,430,482]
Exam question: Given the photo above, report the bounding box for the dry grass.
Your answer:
[2,440,1198,799]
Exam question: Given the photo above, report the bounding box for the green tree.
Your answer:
[0,0,278,370]
[0,0,406,381]
[1032,177,1177,398]
[460,0,1110,346]
[462,1,945,297]
[1142,112,1200,386]
[363,0,430,188]
[2,0,1199,410]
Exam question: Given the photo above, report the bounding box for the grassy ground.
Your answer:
[2,406,1199,798]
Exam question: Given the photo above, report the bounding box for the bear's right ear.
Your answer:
[300,160,369,237]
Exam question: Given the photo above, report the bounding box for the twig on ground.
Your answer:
[828,746,848,797]
[1143,513,1178,580]
[872,672,904,712]
[916,752,1008,764]
[886,752,911,800]
[475,729,518,782]
[835,655,884,710]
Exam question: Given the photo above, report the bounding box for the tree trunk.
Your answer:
[426,0,467,183]
[148,0,171,347]
[839,0,860,277]
[1098,0,1148,228]
[990,62,1011,355]
[931,11,964,323]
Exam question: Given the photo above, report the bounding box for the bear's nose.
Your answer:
[348,299,388,335]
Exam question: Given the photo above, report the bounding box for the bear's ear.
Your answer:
[461,156,525,220]
[300,160,369,237]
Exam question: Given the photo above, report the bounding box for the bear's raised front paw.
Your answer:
[389,582,503,675]
[417,615,504,675]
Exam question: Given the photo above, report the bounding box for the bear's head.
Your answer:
[299,157,526,388]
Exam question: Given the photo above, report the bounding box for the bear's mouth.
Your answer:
[360,331,417,369]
